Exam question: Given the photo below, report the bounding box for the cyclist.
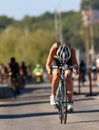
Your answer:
[20,61,28,87]
[8,57,20,94]
[46,42,79,111]
[32,64,44,83]
[79,60,86,86]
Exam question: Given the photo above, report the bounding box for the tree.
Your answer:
[81,0,99,10]
[0,16,13,29]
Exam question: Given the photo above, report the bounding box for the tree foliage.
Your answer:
[81,0,99,10]
[0,16,13,29]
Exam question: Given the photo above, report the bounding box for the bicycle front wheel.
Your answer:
[63,81,67,124]
[58,81,67,124]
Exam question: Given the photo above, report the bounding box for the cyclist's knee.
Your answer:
[52,70,60,80]
[65,70,72,79]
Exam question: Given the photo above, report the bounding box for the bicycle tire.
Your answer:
[58,81,67,124]
[12,83,17,98]
[12,78,20,98]
[58,83,63,124]
[63,81,67,124]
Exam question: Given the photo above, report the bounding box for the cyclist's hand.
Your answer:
[74,69,79,75]
[73,70,79,80]
[8,72,12,76]
[73,65,79,74]
[47,69,52,75]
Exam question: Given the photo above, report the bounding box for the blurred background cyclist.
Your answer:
[32,64,44,83]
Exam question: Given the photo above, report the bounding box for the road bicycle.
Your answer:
[52,64,74,124]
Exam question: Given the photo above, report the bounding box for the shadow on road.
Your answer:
[0,83,51,99]
[0,111,57,119]
[74,97,95,102]
[69,109,99,114]
[68,119,99,124]
[0,100,49,107]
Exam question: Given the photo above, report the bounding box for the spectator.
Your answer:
[79,60,86,86]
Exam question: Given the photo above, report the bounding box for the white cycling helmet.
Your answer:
[56,44,71,63]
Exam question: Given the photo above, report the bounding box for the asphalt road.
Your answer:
[0,82,99,130]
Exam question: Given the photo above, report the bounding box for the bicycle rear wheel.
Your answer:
[12,83,17,98]
[12,78,20,98]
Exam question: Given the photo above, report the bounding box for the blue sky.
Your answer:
[0,0,82,20]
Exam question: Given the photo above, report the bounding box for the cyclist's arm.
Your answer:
[7,64,12,76]
[46,43,57,74]
[71,47,79,73]
[70,47,78,65]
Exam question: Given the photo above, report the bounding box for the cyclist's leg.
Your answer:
[50,69,60,105]
[51,69,60,96]
[51,59,60,96]
[65,70,73,101]
[8,76,13,88]
[65,70,74,111]
[50,59,60,105]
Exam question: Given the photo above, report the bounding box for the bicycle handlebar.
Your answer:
[51,64,79,75]
[52,64,74,70]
